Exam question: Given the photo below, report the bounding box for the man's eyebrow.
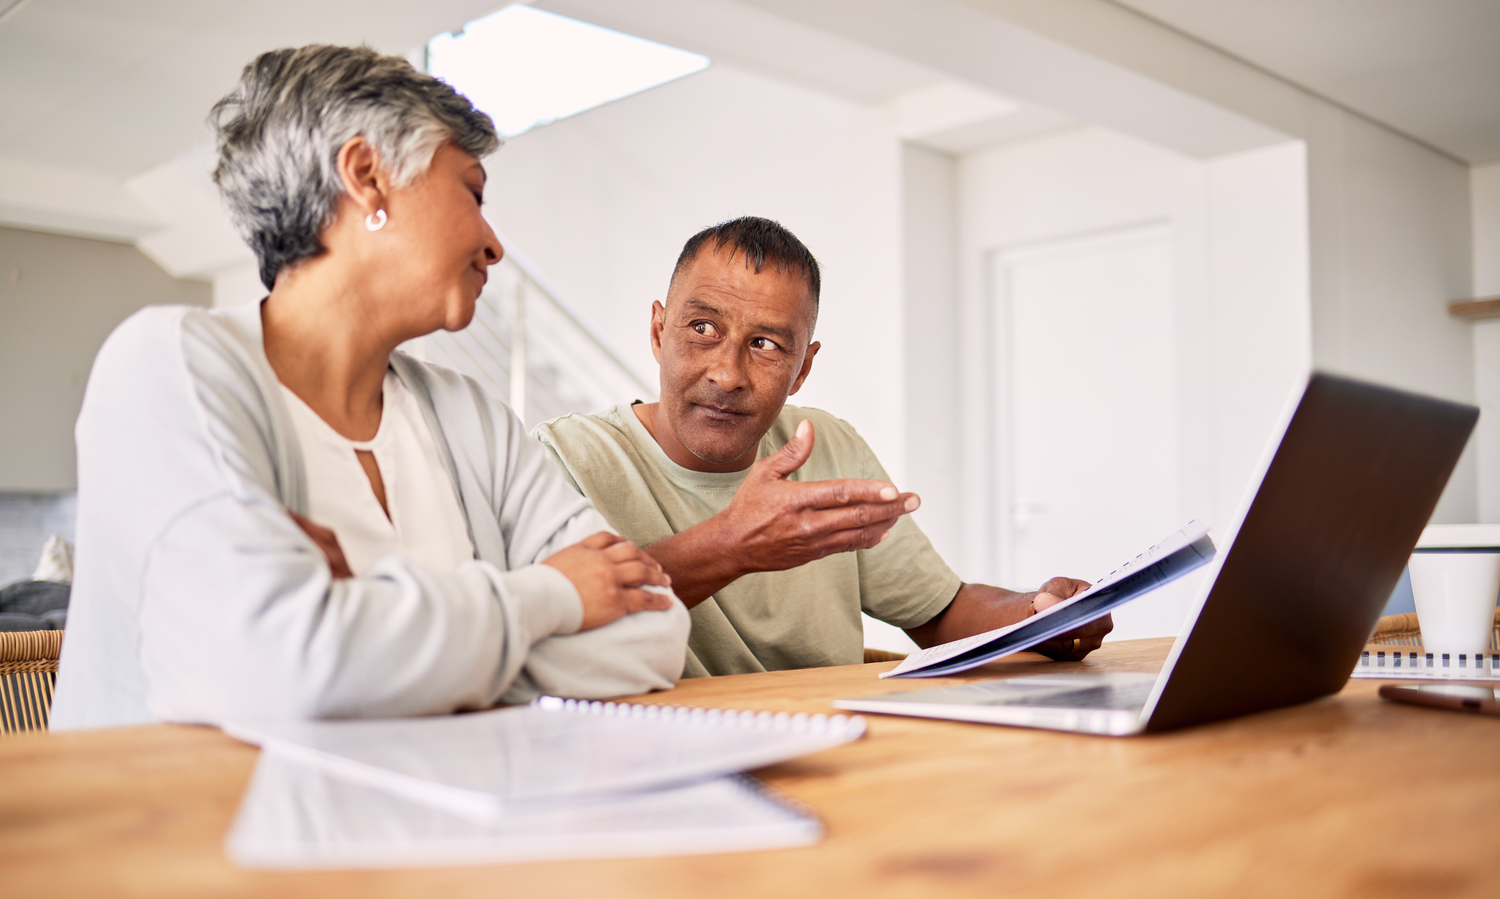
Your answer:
[680,298,723,317]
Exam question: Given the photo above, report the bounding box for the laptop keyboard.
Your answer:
[992,681,1155,711]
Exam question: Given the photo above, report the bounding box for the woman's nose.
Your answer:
[484,222,504,265]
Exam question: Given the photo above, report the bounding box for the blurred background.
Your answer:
[2,0,1496,649]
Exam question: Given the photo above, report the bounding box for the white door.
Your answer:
[992,224,1185,636]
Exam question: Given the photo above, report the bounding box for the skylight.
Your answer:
[427,5,709,139]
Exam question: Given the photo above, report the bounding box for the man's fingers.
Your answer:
[1080,612,1114,639]
[1031,591,1066,613]
[824,522,894,554]
[1030,578,1090,613]
[802,499,911,535]
[793,479,910,511]
[1035,613,1113,660]
[1038,576,1092,598]
[759,418,816,479]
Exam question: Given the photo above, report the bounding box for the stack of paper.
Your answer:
[229,753,821,869]
[225,697,866,869]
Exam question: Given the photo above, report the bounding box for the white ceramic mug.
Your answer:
[1408,550,1500,656]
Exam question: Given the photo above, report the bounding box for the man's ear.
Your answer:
[649,300,667,364]
[335,136,388,221]
[788,340,820,396]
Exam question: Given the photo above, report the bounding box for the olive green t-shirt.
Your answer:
[532,404,962,678]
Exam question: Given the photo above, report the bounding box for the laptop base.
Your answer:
[834,673,1156,736]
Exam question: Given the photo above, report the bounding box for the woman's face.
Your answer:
[379,142,503,334]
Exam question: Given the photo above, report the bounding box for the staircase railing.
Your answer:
[411,232,656,429]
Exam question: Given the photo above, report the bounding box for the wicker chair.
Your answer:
[0,630,63,734]
[1369,607,1500,651]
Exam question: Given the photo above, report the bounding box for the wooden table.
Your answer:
[2,638,1497,898]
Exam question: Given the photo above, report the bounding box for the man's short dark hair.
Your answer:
[671,216,822,306]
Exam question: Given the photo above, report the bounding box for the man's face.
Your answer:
[650,247,820,471]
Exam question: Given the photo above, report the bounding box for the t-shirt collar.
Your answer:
[613,403,759,491]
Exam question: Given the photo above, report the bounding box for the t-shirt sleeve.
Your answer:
[533,430,586,494]
[851,437,963,631]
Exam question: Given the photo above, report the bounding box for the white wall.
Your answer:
[214,260,265,308]
[900,144,963,564]
[1205,143,1315,531]
[1306,108,1477,522]
[1470,162,1500,521]
[729,0,1481,524]
[483,63,908,482]
[0,226,211,491]
[951,127,1309,639]
[1476,163,1500,297]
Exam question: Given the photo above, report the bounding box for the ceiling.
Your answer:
[0,0,501,178]
[0,0,1071,179]
[0,0,1494,273]
[1112,0,1500,163]
[5,0,1494,182]
[537,0,1073,154]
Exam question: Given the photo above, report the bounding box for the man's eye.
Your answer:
[692,322,719,338]
[750,337,781,351]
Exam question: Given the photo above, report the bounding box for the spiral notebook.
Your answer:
[226,697,866,822]
[227,749,822,869]
[1351,649,1500,681]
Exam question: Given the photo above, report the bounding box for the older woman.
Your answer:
[51,45,689,729]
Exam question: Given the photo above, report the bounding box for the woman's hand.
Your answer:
[288,510,354,579]
[543,532,676,631]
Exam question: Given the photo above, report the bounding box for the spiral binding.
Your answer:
[728,773,821,824]
[532,695,867,738]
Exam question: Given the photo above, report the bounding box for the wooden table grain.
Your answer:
[2,638,1497,899]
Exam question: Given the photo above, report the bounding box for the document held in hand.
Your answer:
[882,521,1217,678]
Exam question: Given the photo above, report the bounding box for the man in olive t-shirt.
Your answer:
[535,403,959,677]
[533,217,1111,677]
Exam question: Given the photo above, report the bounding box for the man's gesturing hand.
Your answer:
[716,419,918,576]
[1029,576,1113,661]
[543,532,676,631]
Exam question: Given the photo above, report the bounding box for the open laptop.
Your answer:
[835,373,1478,735]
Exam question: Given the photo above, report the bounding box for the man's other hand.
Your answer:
[543,532,676,631]
[1029,576,1112,660]
[718,419,918,575]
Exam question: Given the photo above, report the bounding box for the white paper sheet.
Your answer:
[226,698,865,822]
[227,750,821,869]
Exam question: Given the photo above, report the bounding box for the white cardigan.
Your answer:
[51,304,689,730]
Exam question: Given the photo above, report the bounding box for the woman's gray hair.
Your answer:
[210,45,501,289]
